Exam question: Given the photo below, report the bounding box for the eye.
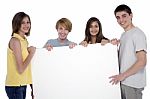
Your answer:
[116,16,120,20]
[95,25,98,28]
[122,14,127,18]
[27,21,31,24]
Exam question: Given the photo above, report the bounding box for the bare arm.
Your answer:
[101,39,110,45]
[10,38,36,74]
[122,51,146,78]
[109,50,147,85]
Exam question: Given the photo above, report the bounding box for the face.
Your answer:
[115,11,132,30]
[57,25,69,40]
[89,21,99,36]
[18,17,30,35]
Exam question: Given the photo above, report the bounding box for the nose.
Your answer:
[119,17,124,23]
[61,30,65,34]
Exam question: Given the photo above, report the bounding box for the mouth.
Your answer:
[91,31,98,34]
[23,27,29,30]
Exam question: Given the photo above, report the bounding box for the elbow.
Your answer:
[143,60,147,67]
[18,69,24,74]
[17,66,24,74]
[139,59,147,68]
[143,57,147,67]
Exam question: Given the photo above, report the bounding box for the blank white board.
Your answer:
[32,44,121,99]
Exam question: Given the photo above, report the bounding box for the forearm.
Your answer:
[122,60,146,79]
[18,53,34,74]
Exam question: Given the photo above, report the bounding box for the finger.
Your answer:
[109,75,116,79]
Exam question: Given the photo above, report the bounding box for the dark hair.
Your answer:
[84,17,108,43]
[114,4,132,15]
[12,12,31,36]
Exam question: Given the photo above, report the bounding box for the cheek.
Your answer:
[117,20,121,23]
[65,31,69,35]
[96,28,99,31]
[28,24,31,27]
[89,28,92,32]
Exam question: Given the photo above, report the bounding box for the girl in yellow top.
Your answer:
[5,12,36,99]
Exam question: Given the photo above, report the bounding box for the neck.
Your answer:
[57,38,67,44]
[91,36,96,44]
[18,33,25,39]
[124,23,135,32]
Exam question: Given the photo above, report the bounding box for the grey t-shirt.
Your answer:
[45,38,73,47]
[119,27,147,88]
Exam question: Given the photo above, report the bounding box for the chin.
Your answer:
[60,38,66,40]
[24,30,29,33]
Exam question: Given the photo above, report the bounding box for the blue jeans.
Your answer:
[5,86,27,99]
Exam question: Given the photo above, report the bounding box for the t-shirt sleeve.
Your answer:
[43,39,51,48]
[133,32,147,53]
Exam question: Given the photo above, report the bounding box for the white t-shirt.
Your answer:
[119,27,147,88]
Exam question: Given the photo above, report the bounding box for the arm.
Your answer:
[10,38,36,74]
[109,50,147,85]
[101,39,110,45]
[43,41,53,51]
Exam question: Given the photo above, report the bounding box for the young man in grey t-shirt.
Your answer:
[109,4,147,99]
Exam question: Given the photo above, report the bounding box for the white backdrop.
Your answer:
[0,0,149,99]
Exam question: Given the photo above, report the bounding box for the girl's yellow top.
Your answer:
[5,33,32,86]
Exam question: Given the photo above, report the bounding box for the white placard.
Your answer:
[32,44,121,99]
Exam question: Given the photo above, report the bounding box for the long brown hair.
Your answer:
[11,12,31,36]
[84,17,108,43]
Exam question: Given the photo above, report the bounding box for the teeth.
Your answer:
[23,27,28,30]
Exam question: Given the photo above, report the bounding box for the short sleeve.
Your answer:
[133,31,147,52]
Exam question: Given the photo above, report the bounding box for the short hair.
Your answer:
[55,18,72,32]
[114,4,132,15]
[12,12,31,36]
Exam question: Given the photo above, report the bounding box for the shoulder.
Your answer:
[10,37,20,45]
[9,37,21,50]
[132,28,146,39]
[133,27,145,35]
[45,39,58,46]
[47,39,57,42]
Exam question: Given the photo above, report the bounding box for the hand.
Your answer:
[28,46,36,55]
[46,44,53,51]
[110,38,119,45]
[101,39,110,46]
[109,73,126,85]
[69,43,77,49]
[79,41,88,47]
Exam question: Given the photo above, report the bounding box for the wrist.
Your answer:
[121,72,127,79]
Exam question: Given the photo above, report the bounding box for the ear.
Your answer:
[130,13,133,18]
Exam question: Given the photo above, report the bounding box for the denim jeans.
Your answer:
[5,85,27,99]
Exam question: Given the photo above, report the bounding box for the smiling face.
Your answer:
[89,21,99,36]
[115,11,133,31]
[57,24,69,40]
[18,17,31,35]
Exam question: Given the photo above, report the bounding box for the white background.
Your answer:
[0,0,149,99]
